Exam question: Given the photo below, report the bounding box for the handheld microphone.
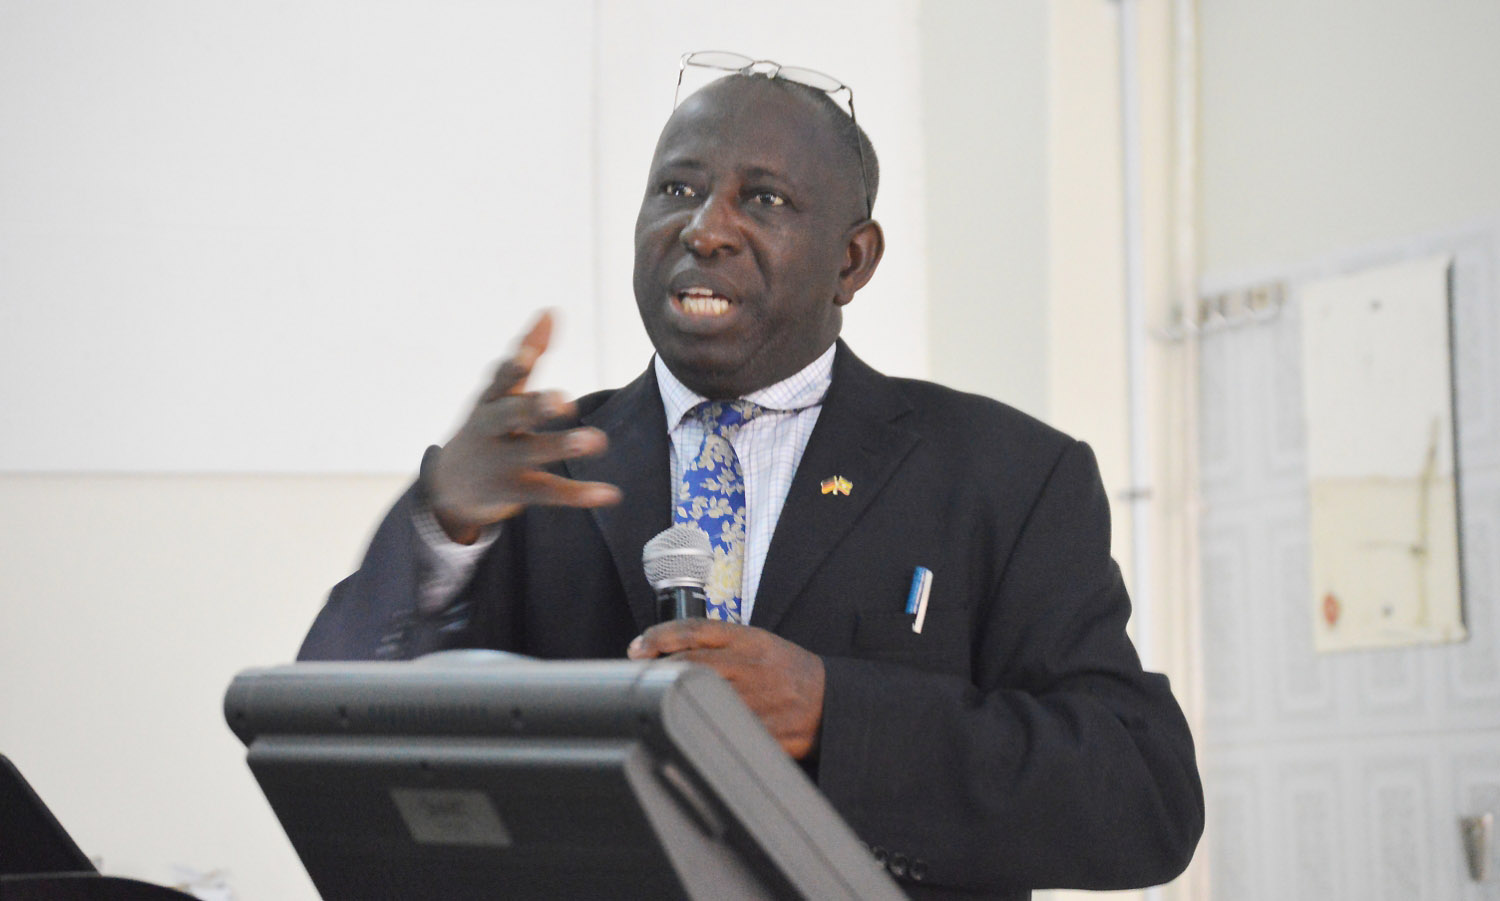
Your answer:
[642,525,712,622]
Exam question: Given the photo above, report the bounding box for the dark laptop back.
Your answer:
[0,754,96,877]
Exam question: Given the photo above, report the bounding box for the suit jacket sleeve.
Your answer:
[297,476,513,662]
[813,439,1203,894]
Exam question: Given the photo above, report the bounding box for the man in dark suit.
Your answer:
[300,68,1203,899]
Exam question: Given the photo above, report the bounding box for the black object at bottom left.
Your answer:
[0,753,197,901]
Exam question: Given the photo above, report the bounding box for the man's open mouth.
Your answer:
[677,286,732,316]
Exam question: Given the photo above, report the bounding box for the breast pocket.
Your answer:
[850,611,969,674]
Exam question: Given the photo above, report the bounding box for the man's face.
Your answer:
[633,77,867,399]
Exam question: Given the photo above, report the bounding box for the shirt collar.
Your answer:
[654,342,837,429]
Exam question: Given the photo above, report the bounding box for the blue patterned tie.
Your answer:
[674,400,761,622]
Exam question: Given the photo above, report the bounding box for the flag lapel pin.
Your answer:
[820,475,852,496]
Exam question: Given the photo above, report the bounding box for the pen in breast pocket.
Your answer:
[905,566,933,633]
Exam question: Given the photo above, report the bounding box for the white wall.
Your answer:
[0,2,929,897]
[0,0,931,475]
[0,1,600,474]
[922,0,1050,419]
[1199,0,1500,277]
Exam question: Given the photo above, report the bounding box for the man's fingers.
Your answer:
[628,620,739,658]
[479,311,554,403]
[518,309,554,359]
[458,415,605,469]
[471,391,576,435]
[504,426,608,467]
[478,361,528,404]
[508,470,622,509]
[507,311,553,394]
[623,623,824,761]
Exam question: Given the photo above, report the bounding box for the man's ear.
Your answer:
[834,219,885,307]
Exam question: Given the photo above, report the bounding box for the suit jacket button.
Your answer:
[910,859,928,882]
[871,846,888,866]
[888,853,909,878]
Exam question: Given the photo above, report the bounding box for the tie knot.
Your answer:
[693,400,762,435]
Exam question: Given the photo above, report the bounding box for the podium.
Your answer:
[225,652,906,900]
[0,754,197,901]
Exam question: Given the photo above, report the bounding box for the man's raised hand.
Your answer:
[425,312,622,543]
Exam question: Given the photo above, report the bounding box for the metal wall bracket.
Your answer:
[1155,280,1286,342]
[1462,813,1493,882]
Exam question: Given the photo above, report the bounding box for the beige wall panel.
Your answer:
[1047,0,1131,578]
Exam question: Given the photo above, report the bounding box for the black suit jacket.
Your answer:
[300,343,1203,899]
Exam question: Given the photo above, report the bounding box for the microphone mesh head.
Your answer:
[642,525,713,589]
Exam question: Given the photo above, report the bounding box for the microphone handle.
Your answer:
[656,585,707,622]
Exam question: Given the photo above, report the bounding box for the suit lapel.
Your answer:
[750,343,920,633]
[567,366,672,633]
